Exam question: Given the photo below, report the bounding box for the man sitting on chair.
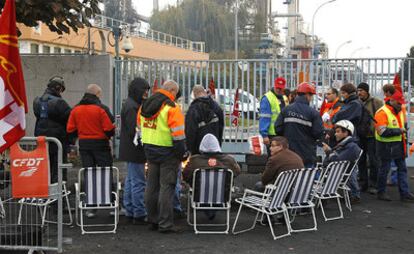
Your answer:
[183,134,241,184]
[322,120,362,203]
[256,136,304,191]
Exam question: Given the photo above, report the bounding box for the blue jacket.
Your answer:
[259,95,272,137]
[275,95,324,165]
[332,94,362,127]
[323,136,361,166]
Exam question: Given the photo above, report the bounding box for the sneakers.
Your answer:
[132,216,147,225]
[377,193,392,201]
[401,193,414,203]
[86,211,96,218]
[350,196,361,204]
[158,226,184,234]
[368,187,377,195]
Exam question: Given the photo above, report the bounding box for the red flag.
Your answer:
[0,0,28,153]
[208,78,216,98]
[231,88,240,127]
[319,98,327,116]
[393,73,403,94]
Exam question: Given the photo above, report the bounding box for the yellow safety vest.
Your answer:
[140,104,173,147]
[263,91,281,136]
[375,105,405,143]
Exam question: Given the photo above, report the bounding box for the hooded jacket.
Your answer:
[138,89,187,163]
[185,96,224,154]
[275,95,324,165]
[183,134,240,184]
[33,88,71,152]
[67,93,115,150]
[119,78,149,163]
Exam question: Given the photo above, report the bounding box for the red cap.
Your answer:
[297,82,316,94]
[274,77,286,89]
[390,90,405,104]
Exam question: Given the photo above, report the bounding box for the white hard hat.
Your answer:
[335,120,354,135]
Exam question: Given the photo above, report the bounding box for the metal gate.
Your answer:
[117,57,414,150]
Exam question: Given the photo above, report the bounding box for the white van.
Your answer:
[215,88,260,118]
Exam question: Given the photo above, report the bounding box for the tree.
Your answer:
[103,0,139,24]
[0,0,101,35]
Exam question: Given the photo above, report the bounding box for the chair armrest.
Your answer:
[244,188,270,197]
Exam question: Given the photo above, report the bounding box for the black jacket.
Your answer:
[332,94,363,128]
[185,96,224,154]
[275,95,324,165]
[33,88,71,152]
[119,83,147,163]
[323,136,361,167]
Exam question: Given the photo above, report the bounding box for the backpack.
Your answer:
[356,102,376,137]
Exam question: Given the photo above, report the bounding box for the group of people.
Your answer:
[258,76,414,204]
[33,77,240,233]
[33,74,414,234]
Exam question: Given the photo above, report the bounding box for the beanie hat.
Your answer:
[357,82,369,93]
[199,134,222,153]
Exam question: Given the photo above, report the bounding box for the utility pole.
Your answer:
[234,0,238,60]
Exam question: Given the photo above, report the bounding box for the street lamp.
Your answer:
[234,0,239,60]
[350,46,370,58]
[335,40,352,58]
[311,0,337,58]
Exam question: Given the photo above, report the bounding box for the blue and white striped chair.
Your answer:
[75,166,120,234]
[232,169,297,240]
[286,167,320,233]
[314,161,350,221]
[187,168,234,234]
[339,150,363,211]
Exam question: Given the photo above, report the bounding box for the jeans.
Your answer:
[348,167,360,198]
[358,138,379,189]
[378,158,410,197]
[173,165,182,212]
[123,162,147,218]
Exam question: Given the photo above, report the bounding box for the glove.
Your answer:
[133,129,142,146]
[322,112,331,122]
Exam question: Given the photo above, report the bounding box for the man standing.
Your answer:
[119,77,150,224]
[185,85,224,155]
[33,76,71,183]
[275,82,324,168]
[332,83,363,129]
[322,120,361,203]
[374,91,414,202]
[259,77,288,146]
[67,84,115,168]
[138,80,188,233]
[320,87,343,147]
[357,82,383,193]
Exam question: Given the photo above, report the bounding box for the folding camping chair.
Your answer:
[314,161,350,221]
[232,169,297,240]
[187,168,233,234]
[338,150,363,211]
[286,167,320,233]
[75,166,120,234]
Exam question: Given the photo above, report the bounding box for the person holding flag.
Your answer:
[0,0,27,153]
[259,77,288,147]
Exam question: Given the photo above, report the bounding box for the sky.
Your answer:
[133,0,414,58]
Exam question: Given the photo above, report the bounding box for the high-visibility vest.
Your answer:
[263,91,281,136]
[140,104,173,147]
[375,105,405,142]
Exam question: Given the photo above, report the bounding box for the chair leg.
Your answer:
[343,189,352,212]
[231,203,260,235]
[267,212,291,240]
[289,206,318,233]
[320,197,344,221]
[187,195,193,226]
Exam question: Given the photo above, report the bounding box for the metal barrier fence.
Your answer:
[0,137,65,253]
[118,58,414,149]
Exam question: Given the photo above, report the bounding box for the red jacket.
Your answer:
[67,93,115,141]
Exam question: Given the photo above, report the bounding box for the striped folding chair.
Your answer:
[286,167,320,233]
[232,169,297,240]
[187,168,234,234]
[75,166,120,234]
[314,161,350,221]
[339,150,363,211]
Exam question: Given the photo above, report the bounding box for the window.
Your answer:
[64,49,72,54]
[54,47,61,53]
[74,50,81,54]
[43,45,50,54]
[30,43,39,53]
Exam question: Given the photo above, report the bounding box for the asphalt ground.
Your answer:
[4,163,414,254]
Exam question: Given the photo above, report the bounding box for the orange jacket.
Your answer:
[321,98,342,129]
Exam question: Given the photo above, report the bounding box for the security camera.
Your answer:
[122,36,134,53]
